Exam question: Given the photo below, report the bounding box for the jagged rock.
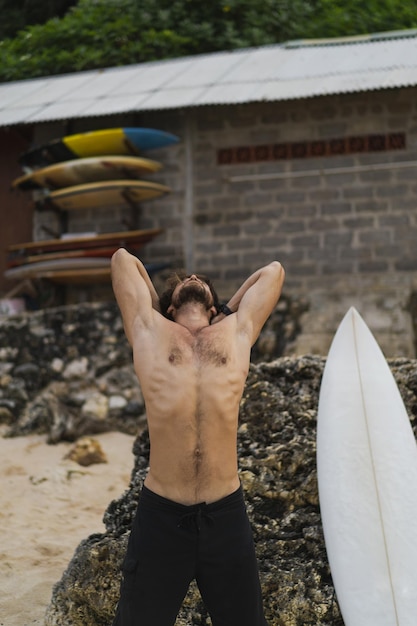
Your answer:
[44,534,127,626]
[51,357,65,373]
[81,392,109,421]
[63,357,89,380]
[0,303,141,440]
[0,300,299,442]
[2,303,415,625]
[65,437,108,467]
[108,395,128,411]
[43,356,417,626]
[0,405,13,424]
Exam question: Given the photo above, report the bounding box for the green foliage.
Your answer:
[300,0,417,38]
[0,0,192,81]
[1,0,417,83]
[0,0,77,40]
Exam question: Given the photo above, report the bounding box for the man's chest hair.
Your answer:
[168,333,229,368]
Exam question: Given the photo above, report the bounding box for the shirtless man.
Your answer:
[110,248,285,626]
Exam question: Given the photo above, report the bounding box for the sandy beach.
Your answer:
[0,427,137,626]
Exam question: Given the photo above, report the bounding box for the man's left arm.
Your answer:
[212,262,285,344]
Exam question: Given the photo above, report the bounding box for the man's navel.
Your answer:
[193,446,203,476]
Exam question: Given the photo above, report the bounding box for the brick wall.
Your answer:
[30,88,417,356]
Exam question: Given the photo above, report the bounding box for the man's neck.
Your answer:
[174,303,211,334]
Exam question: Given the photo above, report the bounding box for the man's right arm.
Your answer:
[111,248,159,345]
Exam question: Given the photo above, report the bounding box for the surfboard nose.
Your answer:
[317,307,417,626]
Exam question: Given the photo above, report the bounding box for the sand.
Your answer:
[0,427,137,626]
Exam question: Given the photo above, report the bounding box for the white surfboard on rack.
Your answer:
[317,306,417,626]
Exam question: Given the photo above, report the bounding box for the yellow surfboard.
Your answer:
[67,128,130,158]
[12,156,162,191]
[19,127,179,167]
[38,180,170,211]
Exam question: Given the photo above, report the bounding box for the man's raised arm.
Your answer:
[111,248,160,345]
[212,261,285,344]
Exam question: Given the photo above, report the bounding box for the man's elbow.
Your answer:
[111,247,127,265]
[111,247,130,274]
[268,261,285,281]
[110,249,127,288]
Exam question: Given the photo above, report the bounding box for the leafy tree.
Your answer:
[0,0,315,82]
[1,0,417,83]
[0,0,77,40]
[300,0,417,38]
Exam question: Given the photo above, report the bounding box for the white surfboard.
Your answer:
[317,307,417,626]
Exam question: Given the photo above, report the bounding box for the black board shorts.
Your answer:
[112,484,268,626]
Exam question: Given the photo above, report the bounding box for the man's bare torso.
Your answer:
[132,315,250,505]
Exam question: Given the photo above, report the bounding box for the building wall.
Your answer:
[0,128,33,295]
[25,87,417,355]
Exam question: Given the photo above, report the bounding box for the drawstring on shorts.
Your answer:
[178,504,215,532]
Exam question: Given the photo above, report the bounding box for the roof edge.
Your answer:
[284,28,417,49]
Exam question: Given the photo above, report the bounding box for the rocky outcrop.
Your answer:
[44,356,417,626]
[0,297,303,442]
[0,303,145,441]
[2,303,416,625]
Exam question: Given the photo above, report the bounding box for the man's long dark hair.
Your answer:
[159,271,220,320]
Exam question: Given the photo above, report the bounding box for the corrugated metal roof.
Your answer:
[1,29,417,127]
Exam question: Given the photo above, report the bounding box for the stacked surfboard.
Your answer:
[5,229,165,284]
[7,127,178,284]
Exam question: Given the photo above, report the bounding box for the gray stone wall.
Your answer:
[141,91,417,284]
[141,90,417,357]
[31,88,417,356]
